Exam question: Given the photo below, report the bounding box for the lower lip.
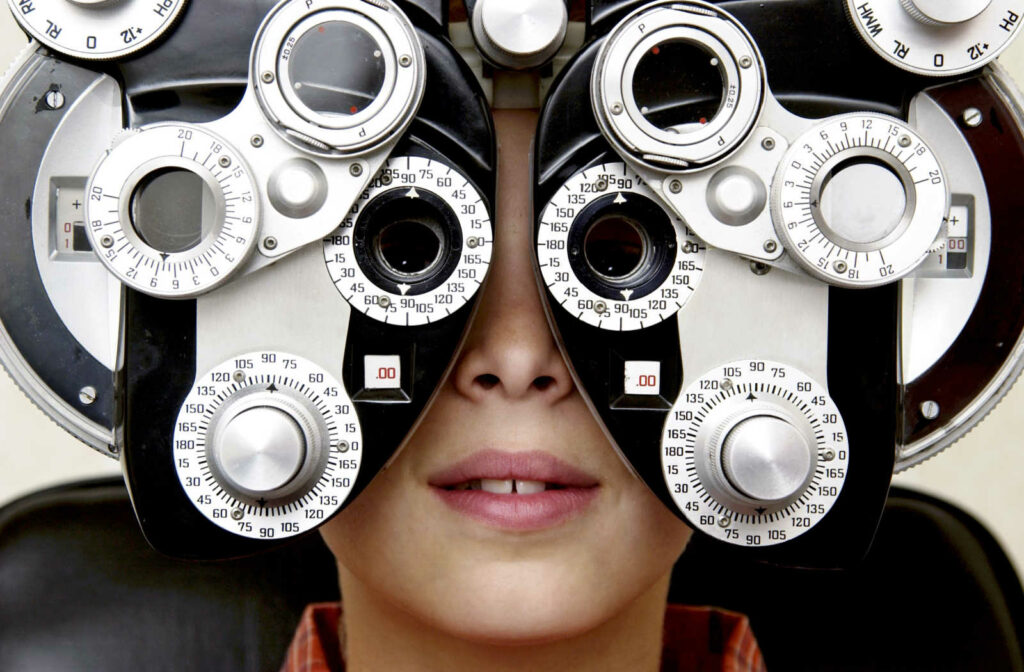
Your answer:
[432,487,600,531]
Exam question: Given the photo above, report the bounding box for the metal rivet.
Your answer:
[78,386,97,405]
[611,102,623,115]
[251,135,264,148]
[822,450,836,462]
[378,295,392,308]
[350,163,364,177]
[381,173,392,185]
[261,71,275,84]
[920,400,940,420]
[231,508,244,520]
[898,135,912,148]
[718,516,731,527]
[596,179,608,192]
[467,237,480,249]
[44,89,65,110]
[338,440,350,453]
[763,240,778,253]
[218,156,231,168]
[750,261,771,275]
[668,179,683,194]
[233,370,246,382]
[739,56,753,69]
[962,107,983,128]
[100,235,114,248]
[594,301,608,314]
[721,379,733,390]
[399,54,412,67]
[263,236,278,250]
[761,137,776,151]
[108,444,120,456]
[833,260,848,274]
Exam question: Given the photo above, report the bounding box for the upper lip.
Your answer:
[427,449,600,489]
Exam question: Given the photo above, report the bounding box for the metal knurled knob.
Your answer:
[900,0,992,25]
[471,0,568,70]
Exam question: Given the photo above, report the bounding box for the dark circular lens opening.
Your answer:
[130,168,214,254]
[288,20,386,118]
[584,215,647,280]
[632,39,725,134]
[376,218,444,277]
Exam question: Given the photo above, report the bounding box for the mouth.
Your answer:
[428,450,600,531]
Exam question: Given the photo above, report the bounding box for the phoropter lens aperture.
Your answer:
[375,217,445,278]
[632,39,725,135]
[583,215,647,281]
[129,168,215,254]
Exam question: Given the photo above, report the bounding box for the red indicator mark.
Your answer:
[652,46,660,55]
[350,106,358,114]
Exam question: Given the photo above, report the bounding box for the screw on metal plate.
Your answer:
[263,236,279,251]
[761,137,775,151]
[718,516,731,527]
[399,54,412,67]
[721,378,733,390]
[100,235,114,248]
[898,135,912,148]
[350,163,363,177]
[380,172,393,185]
[668,179,683,194]
[750,261,771,275]
[44,89,65,110]
[78,386,97,405]
[594,301,608,314]
[251,135,264,148]
[233,370,246,383]
[378,295,392,308]
[920,400,940,420]
[467,237,480,249]
[596,179,609,192]
[231,508,244,521]
[739,56,753,68]
[218,156,231,168]
[261,71,275,84]
[763,239,778,254]
[833,260,848,274]
[611,102,623,115]
[962,107,983,128]
[822,449,836,462]
[338,440,350,453]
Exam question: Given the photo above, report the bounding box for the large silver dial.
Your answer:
[85,124,259,298]
[662,360,848,547]
[174,351,361,540]
[772,113,948,288]
[9,0,188,61]
[846,0,1024,75]
[324,155,492,326]
[536,162,705,331]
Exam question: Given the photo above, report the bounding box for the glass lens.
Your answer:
[632,39,725,134]
[130,168,214,254]
[288,21,386,118]
[584,215,646,280]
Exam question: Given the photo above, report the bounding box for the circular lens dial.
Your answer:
[662,360,848,547]
[174,351,361,540]
[324,156,491,326]
[537,162,705,331]
[85,124,259,298]
[845,0,1023,75]
[8,0,188,60]
[772,113,948,288]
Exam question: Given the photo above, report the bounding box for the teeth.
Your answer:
[515,480,546,494]
[480,479,514,494]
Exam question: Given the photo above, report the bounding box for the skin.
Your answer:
[320,109,693,672]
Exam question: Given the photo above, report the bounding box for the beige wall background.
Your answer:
[1,9,1023,576]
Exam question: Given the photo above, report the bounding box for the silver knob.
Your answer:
[720,415,813,502]
[212,406,307,494]
[471,0,568,70]
[900,0,992,25]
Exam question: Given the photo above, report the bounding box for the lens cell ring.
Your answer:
[771,113,949,288]
[173,351,362,540]
[8,0,188,61]
[537,162,706,332]
[84,124,259,299]
[252,0,425,154]
[591,1,765,170]
[662,359,848,547]
[323,156,492,326]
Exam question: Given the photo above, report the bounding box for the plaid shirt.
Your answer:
[280,603,765,671]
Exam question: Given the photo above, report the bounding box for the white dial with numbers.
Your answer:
[85,124,259,298]
[9,0,188,61]
[662,360,848,547]
[324,155,491,326]
[772,113,948,288]
[174,351,362,541]
[537,162,705,331]
[846,0,1023,75]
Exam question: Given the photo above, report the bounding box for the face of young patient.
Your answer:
[319,110,692,644]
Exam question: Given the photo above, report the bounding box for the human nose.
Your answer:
[451,109,575,403]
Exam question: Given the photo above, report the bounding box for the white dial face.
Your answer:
[174,351,362,540]
[9,0,188,60]
[537,162,705,331]
[662,359,849,547]
[324,155,492,326]
[846,0,1024,75]
[772,113,948,288]
[85,124,259,298]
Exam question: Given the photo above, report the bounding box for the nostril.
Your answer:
[532,376,556,391]
[475,373,500,390]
